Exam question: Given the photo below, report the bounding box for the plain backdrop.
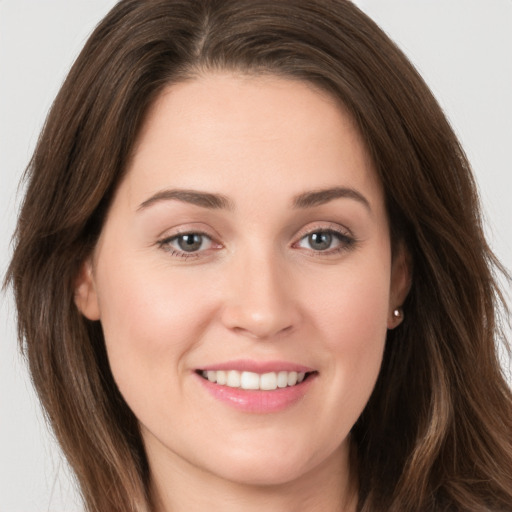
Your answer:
[1,1,511,510]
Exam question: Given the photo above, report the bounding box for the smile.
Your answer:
[195,365,318,413]
[199,370,310,390]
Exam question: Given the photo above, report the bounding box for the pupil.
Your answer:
[178,234,202,252]
[309,232,332,250]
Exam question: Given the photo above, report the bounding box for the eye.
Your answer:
[296,229,353,253]
[158,232,215,255]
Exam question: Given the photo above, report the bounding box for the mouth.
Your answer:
[196,369,317,391]
[195,363,318,413]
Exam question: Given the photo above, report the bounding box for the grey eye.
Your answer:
[176,234,205,252]
[296,229,353,253]
[307,232,333,251]
[158,231,217,257]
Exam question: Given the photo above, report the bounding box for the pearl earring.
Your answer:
[393,308,403,319]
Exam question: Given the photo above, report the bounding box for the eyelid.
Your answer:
[293,222,354,241]
[155,221,220,240]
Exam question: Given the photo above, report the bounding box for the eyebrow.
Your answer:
[292,187,371,211]
[138,189,234,211]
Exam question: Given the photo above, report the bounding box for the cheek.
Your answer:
[311,253,391,343]
[94,256,216,401]
[306,253,391,410]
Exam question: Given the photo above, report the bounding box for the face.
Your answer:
[76,74,409,494]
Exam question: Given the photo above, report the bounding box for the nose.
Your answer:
[220,249,301,340]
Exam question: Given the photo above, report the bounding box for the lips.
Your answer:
[195,360,317,413]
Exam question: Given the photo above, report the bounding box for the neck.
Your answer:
[149,441,358,512]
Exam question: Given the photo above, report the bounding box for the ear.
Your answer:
[74,258,100,321]
[387,243,412,329]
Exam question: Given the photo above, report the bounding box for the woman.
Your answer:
[5,0,512,511]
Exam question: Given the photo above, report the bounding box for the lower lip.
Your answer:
[196,373,316,413]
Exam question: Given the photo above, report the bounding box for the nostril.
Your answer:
[230,323,294,340]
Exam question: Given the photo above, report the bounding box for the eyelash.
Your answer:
[157,231,217,260]
[293,227,356,256]
[157,226,356,259]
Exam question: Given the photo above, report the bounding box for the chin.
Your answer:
[206,455,315,487]
[196,435,347,488]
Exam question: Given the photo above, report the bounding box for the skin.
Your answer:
[76,73,410,512]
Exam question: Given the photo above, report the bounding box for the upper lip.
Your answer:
[198,359,315,373]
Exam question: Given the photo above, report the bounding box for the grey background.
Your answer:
[1,1,511,510]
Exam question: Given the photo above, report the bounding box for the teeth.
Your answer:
[201,370,309,390]
[286,371,297,387]
[260,372,277,390]
[216,370,227,385]
[240,371,260,390]
[226,370,241,388]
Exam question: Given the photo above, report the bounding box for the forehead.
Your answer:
[122,72,382,211]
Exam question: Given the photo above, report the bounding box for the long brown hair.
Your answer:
[6,1,512,510]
